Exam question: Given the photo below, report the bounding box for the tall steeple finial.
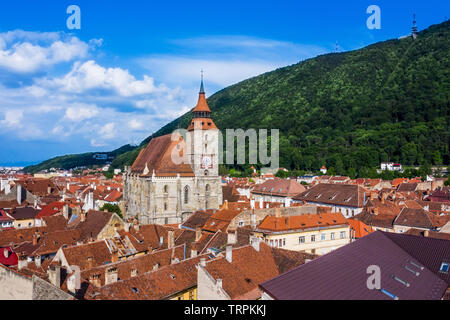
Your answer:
[199,69,205,94]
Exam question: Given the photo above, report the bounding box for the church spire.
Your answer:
[187,72,217,131]
[199,70,205,94]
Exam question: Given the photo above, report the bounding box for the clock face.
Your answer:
[201,155,212,168]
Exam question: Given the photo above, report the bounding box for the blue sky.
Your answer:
[0,0,448,166]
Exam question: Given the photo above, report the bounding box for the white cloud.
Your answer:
[1,110,23,128]
[64,104,99,122]
[0,30,92,73]
[99,122,116,139]
[1,32,326,157]
[128,119,143,129]
[43,60,164,97]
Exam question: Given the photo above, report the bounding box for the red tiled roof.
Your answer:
[347,219,374,239]
[130,134,194,177]
[35,201,64,219]
[0,246,18,266]
[257,212,348,232]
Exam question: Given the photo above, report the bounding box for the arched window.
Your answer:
[184,186,189,204]
[164,203,168,211]
[163,185,169,193]
[205,184,210,193]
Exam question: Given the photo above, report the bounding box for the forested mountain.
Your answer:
[24,145,136,173]
[26,20,449,176]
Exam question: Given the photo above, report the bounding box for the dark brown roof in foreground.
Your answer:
[383,232,450,285]
[404,228,450,241]
[130,134,194,177]
[259,231,448,300]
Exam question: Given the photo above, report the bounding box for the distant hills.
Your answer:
[25,20,450,175]
[24,144,136,173]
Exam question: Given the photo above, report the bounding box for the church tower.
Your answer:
[186,74,219,177]
[186,75,222,210]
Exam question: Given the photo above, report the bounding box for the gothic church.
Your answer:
[123,78,223,224]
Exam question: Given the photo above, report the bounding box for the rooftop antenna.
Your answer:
[412,14,418,40]
[335,41,339,53]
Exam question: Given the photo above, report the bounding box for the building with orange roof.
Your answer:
[123,78,222,225]
[347,219,374,241]
[254,212,350,255]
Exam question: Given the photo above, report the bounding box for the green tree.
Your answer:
[100,203,122,218]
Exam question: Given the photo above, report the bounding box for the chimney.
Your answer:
[250,212,257,229]
[227,230,237,245]
[47,186,52,194]
[89,274,101,288]
[424,230,429,237]
[381,194,385,204]
[111,250,119,263]
[191,249,198,258]
[131,268,138,277]
[195,227,202,242]
[250,236,260,252]
[159,236,164,246]
[63,205,69,220]
[168,230,175,249]
[153,263,159,271]
[87,256,94,269]
[34,255,41,267]
[47,265,61,287]
[32,232,40,245]
[4,183,11,195]
[133,222,140,232]
[80,211,86,222]
[105,267,118,285]
[200,258,206,267]
[124,223,130,232]
[18,254,28,270]
[370,192,375,201]
[225,245,232,263]
[223,200,228,210]
[16,184,23,205]
[275,207,281,217]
